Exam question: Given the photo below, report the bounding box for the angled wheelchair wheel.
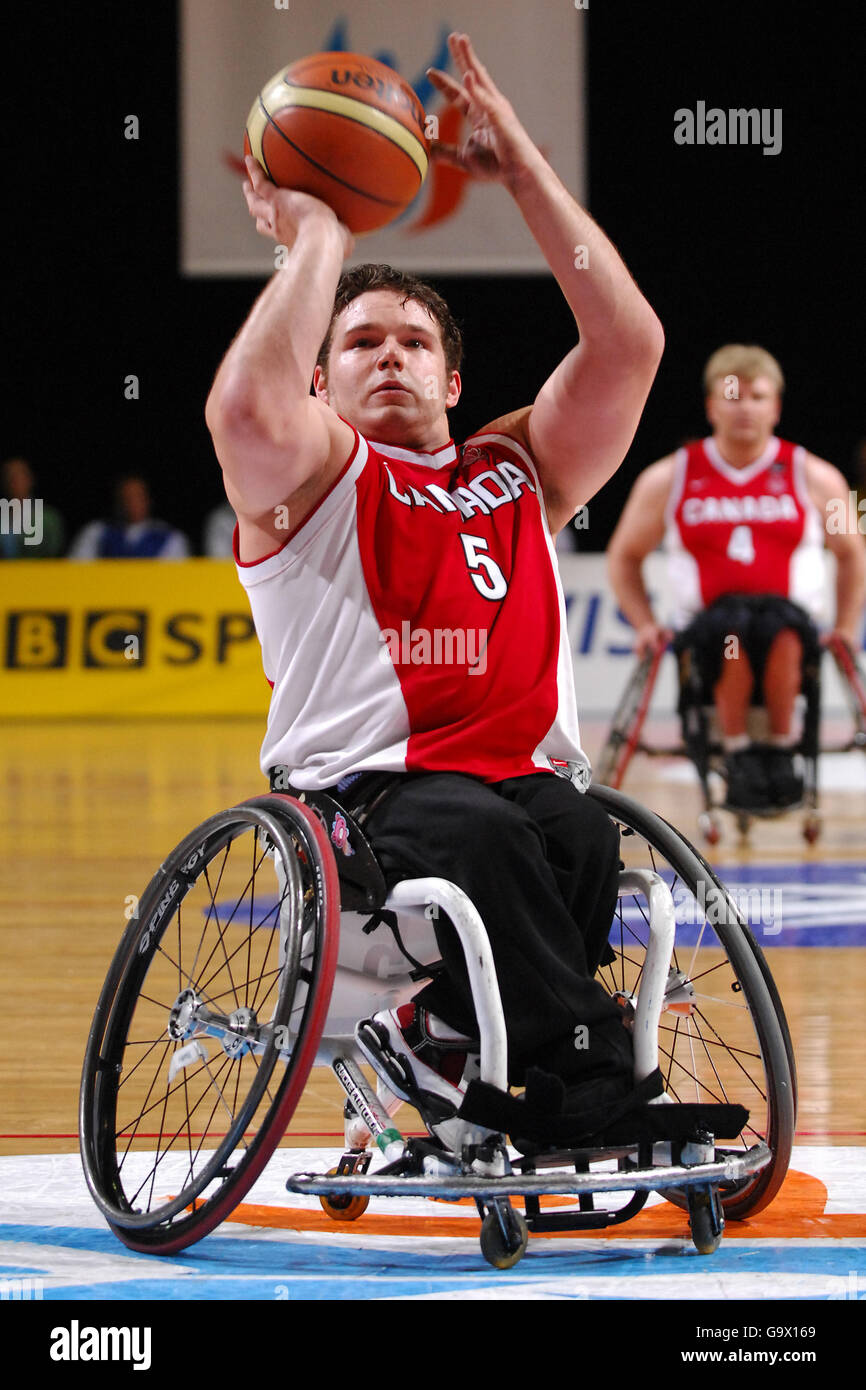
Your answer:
[79,795,339,1254]
[594,649,662,788]
[588,783,796,1220]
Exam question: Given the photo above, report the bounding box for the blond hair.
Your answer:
[703,344,785,396]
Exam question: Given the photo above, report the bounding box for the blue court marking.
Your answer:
[695,862,866,947]
[209,861,866,946]
[2,1225,863,1301]
[617,862,866,947]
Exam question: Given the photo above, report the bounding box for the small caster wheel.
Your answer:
[687,1185,724,1255]
[479,1204,528,1269]
[803,814,821,844]
[319,1169,369,1223]
[698,811,721,845]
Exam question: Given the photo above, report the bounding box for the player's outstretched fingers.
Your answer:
[426,66,470,114]
[450,32,498,94]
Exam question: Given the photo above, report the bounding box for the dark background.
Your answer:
[5,1,864,552]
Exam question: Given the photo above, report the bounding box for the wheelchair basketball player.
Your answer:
[205,34,665,1137]
[607,345,866,812]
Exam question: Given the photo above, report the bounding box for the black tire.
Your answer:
[479,1205,529,1269]
[588,783,796,1220]
[687,1185,725,1255]
[79,795,340,1254]
[594,652,656,788]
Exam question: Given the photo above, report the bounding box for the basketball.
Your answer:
[244,52,431,234]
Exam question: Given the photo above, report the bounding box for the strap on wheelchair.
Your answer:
[360,908,442,984]
[267,768,442,981]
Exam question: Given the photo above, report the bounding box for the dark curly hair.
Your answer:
[316,263,463,377]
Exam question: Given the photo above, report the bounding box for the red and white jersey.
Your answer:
[663,436,825,625]
[235,425,589,790]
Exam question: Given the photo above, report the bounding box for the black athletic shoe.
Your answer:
[762,747,804,807]
[724,748,772,810]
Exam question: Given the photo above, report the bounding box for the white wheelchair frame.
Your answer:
[80,782,791,1269]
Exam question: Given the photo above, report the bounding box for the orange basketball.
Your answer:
[244,52,431,234]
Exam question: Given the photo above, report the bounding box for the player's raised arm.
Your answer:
[205,161,355,547]
[429,34,664,532]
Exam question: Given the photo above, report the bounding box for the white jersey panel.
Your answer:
[788,446,830,623]
[236,436,410,788]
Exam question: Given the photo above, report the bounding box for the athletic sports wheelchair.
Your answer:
[597,596,866,845]
[80,764,797,1270]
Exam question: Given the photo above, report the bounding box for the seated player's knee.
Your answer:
[766,627,803,662]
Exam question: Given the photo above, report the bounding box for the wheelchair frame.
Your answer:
[79,782,796,1270]
[596,631,866,845]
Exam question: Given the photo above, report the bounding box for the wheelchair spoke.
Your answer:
[187,846,233,988]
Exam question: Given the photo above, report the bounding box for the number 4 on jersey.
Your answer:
[459,533,509,600]
[726,524,755,565]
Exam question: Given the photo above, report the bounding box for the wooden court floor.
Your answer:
[0,717,863,1158]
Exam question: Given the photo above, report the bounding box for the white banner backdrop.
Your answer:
[180,0,585,275]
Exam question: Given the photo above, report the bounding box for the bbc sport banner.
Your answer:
[0,561,270,718]
[0,556,850,720]
[180,0,585,275]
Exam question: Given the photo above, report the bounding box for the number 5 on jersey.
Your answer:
[459,533,509,600]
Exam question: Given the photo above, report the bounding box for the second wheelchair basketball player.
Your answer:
[607,345,865,813]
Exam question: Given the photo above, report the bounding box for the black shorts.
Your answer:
[674,593,820,704]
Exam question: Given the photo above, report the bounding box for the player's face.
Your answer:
[705,374,782,454]
[313,290,461,447]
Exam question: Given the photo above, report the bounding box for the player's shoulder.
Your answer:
[465,406,535,456]
[798,447,845,492]
[629,450,681,500]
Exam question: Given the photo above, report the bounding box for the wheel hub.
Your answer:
[168,987,200,1040]
[664,968,696,1016]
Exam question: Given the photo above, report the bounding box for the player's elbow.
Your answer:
[606,540,633,582]
[627,308,665,374]
[206,377,266,441]
[644,311,666,365]
[205,379,299,461]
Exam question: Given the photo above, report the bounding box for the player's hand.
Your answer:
[821,626,859,654]
[426,32,539,187]
[634,622,672,659]
[242,156,354,259]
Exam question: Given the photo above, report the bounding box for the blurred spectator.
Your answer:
[70,476,190,559]
[202,500,237,557]
[0,456,66,558]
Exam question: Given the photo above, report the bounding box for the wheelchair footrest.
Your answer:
[457,1067,748,1150]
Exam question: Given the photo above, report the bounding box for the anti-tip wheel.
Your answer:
[687,1186,724,1255]
[319,1169,370,1222]
[697,811,722,845]
[803,814,822,844]
[479,1205,529,1269]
